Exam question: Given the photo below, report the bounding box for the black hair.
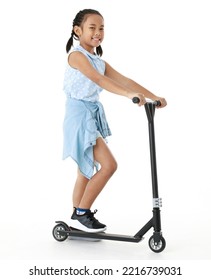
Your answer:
[66,9,103,56]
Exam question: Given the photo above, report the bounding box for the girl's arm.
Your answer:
[105,62,167,107]
[69,52,147,105]
[68,52,165,106]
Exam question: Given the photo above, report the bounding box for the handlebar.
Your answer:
[132,97,161,107]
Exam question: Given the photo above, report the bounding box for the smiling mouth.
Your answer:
[92,37,101,42]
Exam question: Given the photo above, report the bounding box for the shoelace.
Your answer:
[87,209,98,221]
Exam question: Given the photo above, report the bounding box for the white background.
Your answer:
[0,0,211,266]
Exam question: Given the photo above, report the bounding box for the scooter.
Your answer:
[52,98,166,253]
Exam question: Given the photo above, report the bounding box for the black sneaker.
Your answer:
[70,208,107,233]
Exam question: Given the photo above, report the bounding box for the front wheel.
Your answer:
[52,223,68,242]
[148,235,166,253]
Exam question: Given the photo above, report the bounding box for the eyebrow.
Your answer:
[89,24,104,27]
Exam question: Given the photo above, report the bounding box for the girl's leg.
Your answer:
[78,137,117,209]
[72,169,89,208]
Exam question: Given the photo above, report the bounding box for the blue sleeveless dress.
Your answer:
[63,45,111,179]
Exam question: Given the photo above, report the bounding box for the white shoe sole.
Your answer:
[69,219,107,233]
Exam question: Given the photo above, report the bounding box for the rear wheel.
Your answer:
[52,223,68,242]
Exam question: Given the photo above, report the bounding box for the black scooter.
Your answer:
[52,98,166,253]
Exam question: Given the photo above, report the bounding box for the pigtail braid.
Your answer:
[66,31,74,53]
[96,45,103,57]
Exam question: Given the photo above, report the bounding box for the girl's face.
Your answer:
[74,14,104,53]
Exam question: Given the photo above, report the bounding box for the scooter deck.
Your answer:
[66,228,144,243]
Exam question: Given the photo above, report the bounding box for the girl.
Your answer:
[63,9,167,233]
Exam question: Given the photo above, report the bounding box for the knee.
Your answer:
[111,159,118,175]
[103,159,118,177]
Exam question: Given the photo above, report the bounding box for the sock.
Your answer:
[76,208,90,215]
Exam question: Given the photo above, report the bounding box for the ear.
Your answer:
[73,26,82,37]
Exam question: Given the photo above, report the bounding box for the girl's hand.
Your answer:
[154,97,167,108]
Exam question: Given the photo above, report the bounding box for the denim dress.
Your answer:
[63,45,111,179]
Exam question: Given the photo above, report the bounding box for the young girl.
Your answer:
[63,9,167,233]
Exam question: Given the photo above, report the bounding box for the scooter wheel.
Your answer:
[52,223,68,242]
[148,235,166,253]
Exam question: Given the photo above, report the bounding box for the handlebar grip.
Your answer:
[153,100,161,107]
[132,97,140,104]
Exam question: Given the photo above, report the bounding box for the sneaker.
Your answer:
[69,209,107,233]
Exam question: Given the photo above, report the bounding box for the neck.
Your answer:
[80,44,95,54]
